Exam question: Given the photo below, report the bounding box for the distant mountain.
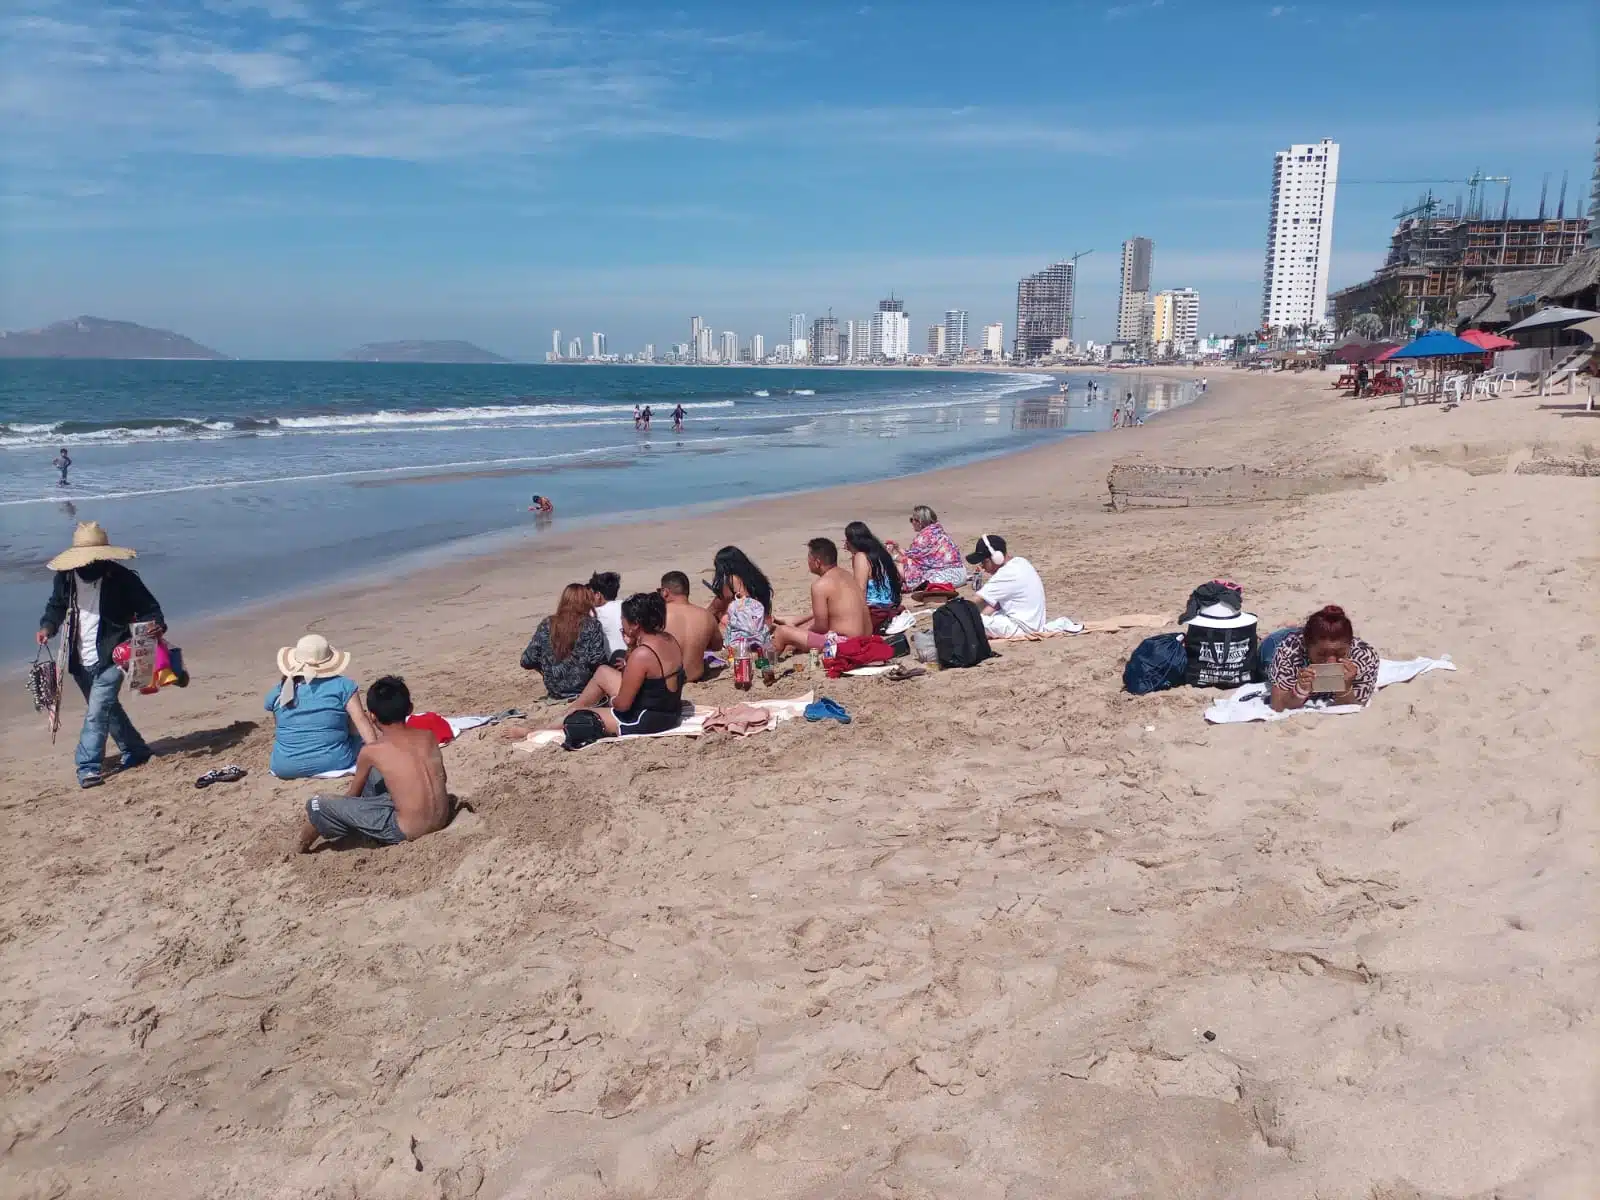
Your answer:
[0,316,228,360]
[339,339,512,364]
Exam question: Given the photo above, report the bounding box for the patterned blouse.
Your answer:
[521,614,610,699]
[899,521,966,589]
[724,595,774,655]
[1267,631,1380,705]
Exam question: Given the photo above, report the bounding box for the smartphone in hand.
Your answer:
[1310,662,1347,693]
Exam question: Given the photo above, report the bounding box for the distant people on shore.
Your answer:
[265,633,377,780]
[844,520,903,632]
[1266,604,1379,712]
[965,534,1052,639]
[38,522,164,788]
[528,493,554,515]
[563,592,685,740]
[633,405,643,430]
[641,405,653,430]
[889,505,965,594]
[53,447,72,487]
[588,571,627,661]
[771,537,873,656]
[672,403,686,432]
[707,546,776,660]
[521,583,612,700]
[297,675,452,852]
[659,570,722,682]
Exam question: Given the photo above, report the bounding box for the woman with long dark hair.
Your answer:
[844,520,903,632]
[707,545,775,655]
[520,582,610,699]
[564,591,686,738]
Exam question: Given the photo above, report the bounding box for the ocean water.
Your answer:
[0,361,1194,652]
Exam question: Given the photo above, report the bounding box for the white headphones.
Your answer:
[982,535,1005,565]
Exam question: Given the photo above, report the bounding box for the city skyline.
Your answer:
[2,1,1593,358]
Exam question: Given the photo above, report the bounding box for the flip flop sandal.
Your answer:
[195,765,248,789]
[804,697,852,724]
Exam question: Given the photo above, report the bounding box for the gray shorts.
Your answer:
[305,792,405,845]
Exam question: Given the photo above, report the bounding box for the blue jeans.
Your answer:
[1257,627,1299,682]
[71,664,150,781]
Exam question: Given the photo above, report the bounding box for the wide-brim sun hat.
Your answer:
[276,633,351,680]
[47,521,138,572]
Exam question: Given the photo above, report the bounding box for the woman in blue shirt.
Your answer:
[265,634,377,778]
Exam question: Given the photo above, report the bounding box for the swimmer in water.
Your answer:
[528,494,554,514]
[671,403,685,432]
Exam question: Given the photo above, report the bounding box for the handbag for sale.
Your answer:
[27,645,60,715]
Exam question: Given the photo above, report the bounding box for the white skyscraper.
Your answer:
[552,329,562,359]
[1151,288,1199,354]
[927,324,946,356]
[591,332,606,358]
[567,336,582,359]
[942,310,968,358]
[720,330,738,363]
[870,298,910,361]
[982,322,1004,358]
[789,313,806,358]
[1261,137,1340,331]
[750,334,765,363]
[642,343,655,361]
[696,326,714,364]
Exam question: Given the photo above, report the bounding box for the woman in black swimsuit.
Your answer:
[564,591,685,737]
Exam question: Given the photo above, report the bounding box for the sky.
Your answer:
[2,0,1597,359]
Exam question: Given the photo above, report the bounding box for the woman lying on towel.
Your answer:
[1267,605,1380,712]
[889,505,967,595]
[844,520,904,633]
[564,592,686,737]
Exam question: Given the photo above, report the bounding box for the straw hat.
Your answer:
[276,633,351,680]
[48,522,137,572]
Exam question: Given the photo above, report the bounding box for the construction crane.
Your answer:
[1345,171,1510,220]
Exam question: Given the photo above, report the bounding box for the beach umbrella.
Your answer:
[1386,331,1487,358]
[1458,329,1517,351]
[1502,306,1600,334]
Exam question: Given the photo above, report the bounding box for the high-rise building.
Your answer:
[690,316,703,362]
[720,330,738,363]
[810,314,840,363]
[1151,288,1199,354]
[642,343,655,362]
[751,334,765,363]
[1262,137,1340,330]
[568,336,582,359]
[1587,123,1600,248]
[942,310,968,358]
[926,324,946,356]
[552,329,562,359]
[789,313,807,358]
[591,332,606,358]
[1116,237,1154,347]
[982,322,1004,359]
[870,296,909,361]
[845,319,870,363]
[696,326,714,364]
[1013,262,1075,360]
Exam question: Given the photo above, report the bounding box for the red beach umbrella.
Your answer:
[1458,329,1517,351]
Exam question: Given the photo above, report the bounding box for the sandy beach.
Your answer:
[2,367,1595,1198]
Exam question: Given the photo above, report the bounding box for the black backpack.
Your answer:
[932,598,995,669]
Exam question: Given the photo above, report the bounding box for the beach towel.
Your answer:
[700,704,771,736]
[826,636,894,678]
[519,692,814,749]
[1079,613,1173,633]
[1203,656,1456,724]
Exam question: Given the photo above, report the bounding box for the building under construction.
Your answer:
[1330,180,1590,330]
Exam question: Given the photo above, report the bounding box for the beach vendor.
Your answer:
[563,592,686,738]
[521,583,612,699]
[844,520,903,633]
[965,534,1050,639]
[890,505,965,593]
[1266,605,1379,712]
[37,522,163,788]
[265,634,377,779]
[297,675,451,852]
[770,537,873,656]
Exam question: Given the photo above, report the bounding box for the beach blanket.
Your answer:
[519,692,815,749]
[1203,656,1456,724]
[1079,613,1173,633]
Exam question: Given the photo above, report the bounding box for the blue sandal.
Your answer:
[804,697,851,724]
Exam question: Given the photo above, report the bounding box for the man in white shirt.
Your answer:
[966,534,1079,638]
[587,571,627,663]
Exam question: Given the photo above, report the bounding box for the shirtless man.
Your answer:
[659,570,722,682]
[771,537,872,656]
[297,675,451,852]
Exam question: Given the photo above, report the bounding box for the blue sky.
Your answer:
[2,0,1596,358]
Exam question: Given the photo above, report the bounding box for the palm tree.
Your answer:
[1349,312,1385,341]
[1372,286,1411,339]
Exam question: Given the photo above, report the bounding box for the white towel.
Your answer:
[520,692,815,749]
[1203,656,1456,724]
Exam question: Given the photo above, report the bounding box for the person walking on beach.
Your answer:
[641,405,653,430]
[671,403,685,432]
[633,405,643,430]
[37,522,163,788]
[53,447,72,487]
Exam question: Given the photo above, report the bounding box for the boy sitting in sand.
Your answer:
[770,537,873,656]
[297,675,451,853]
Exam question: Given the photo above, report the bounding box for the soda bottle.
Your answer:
[733,645,753,690]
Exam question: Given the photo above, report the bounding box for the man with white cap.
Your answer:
[37,522,165,788]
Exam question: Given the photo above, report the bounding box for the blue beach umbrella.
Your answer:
[1386,331,1487,358]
